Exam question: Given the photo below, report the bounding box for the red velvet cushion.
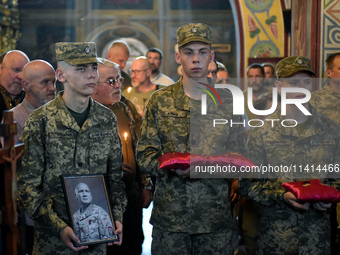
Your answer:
[158,152,207,170]
[281,179,340,203]
[208,153,255,169]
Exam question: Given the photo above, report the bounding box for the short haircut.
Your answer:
[261,62,275,74]
[98,57,120,71]
[247,63,265,77]
[326,52,340,70]
[216,61,227,71]
[146,48,163,61]
[108,40,130,55]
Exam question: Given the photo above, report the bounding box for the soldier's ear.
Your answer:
[275,80,282,94]
[326,69,331,77]
[209,51,215,63]
[56,68,66,83]
[23,80,30,91]
[174,52,181,65]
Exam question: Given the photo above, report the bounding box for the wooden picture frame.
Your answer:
[60,174,119,246]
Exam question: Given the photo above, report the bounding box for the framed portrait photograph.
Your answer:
[60,174,119,246]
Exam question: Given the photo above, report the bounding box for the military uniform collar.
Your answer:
[54,92,101,131]
[173,77,190,111]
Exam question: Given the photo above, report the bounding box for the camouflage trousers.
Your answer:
[151,227,233,255]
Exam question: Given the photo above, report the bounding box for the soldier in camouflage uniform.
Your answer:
[73,183,115,242]
[310,52,340,253]
[17,42,127,255]
[239,56,340,254]
[136,23,244,255]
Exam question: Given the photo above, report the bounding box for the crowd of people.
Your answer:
[0,21,338,255]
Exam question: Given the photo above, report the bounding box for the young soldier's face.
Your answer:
[59,62,99,97]
[175,42,214,79]
[276,71,313,99]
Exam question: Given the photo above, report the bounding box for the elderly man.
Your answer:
[10,60,56,144]
[0,50,30,121]
[73,182,115,243]
[122,56,164,117]
[92,58,149,255]
[146,47,174,86]
[107,40,132,92]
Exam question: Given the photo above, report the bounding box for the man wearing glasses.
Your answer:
[92,58,150,254]
[122,56,165,118]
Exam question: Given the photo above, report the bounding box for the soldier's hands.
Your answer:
[313,202,332,211]
[284,191,310,211]
[122,162,133,176]
[140,189,152,208]
[230,179,241,203]
[107,221,123,246]
[60,226,88,251]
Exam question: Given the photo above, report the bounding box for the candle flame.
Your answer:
[127,87,132,93]
[124,132,128,140]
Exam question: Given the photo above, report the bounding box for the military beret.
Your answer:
[276,56,315,78]
[55,42,102,65]
[177,23,212,48]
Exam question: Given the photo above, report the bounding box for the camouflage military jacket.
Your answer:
[136,78,244,234]
[239,106,340,254]
[18,93,127,254]
[73,204,115,243]
[310,84,340,125]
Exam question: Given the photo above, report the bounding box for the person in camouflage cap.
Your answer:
[136,23,244,254]
[239,56,340,254]
[309,52,340,253]
[18,42,127,254]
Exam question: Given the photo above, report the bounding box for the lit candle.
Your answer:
[124,132,129,162]
[127,87,132,99]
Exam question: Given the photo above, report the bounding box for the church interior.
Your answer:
[0,0,340,254]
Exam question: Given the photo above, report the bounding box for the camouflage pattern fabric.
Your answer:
[176,23,212,48]
[275,56,315,78]
[310,84,340,125]
[73,204,115,243]
[239,106,340,254]
[55,42,102,65]
[136,78,244,241]
[151,226,233,255]
[17,92,127,255]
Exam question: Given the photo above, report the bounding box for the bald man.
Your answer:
[0,50,30,121]
[107,40,132,91]
[122,56,165,117]
[12,60,56,144]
